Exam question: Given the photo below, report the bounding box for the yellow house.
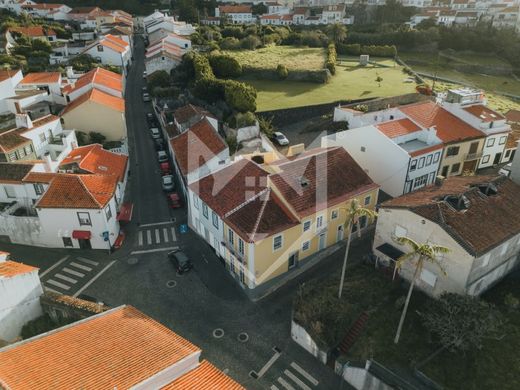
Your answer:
[60,88,126,142]
[188,147,379,298]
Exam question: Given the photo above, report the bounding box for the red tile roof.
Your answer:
[463,105,505,123]
[170,119,227,176]
[9,26,56,37]
[505,109,520,123]
[174,104,215,125]
[409,143,444,158]
[400,101,485,144]
[219,5,252,13]
[376,118,421,138]
[22,172,56,183]
[0,260,38,278]
[0,162,34,183]
[59,144,128,181]
[62,88,125,114]
[20,72,61,85]
[63,67,123,95]
[162,360,245,390]
[269,147,378,217]
[0,69,21,83]
[0,306,201,390]
[382,175,520,255]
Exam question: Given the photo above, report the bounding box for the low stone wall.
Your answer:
[291,319,329,364]
[41,291,108,323]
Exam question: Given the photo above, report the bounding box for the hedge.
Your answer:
[337,43,397,58]
[209,54,242,78]
[326,43,336,75]
[242,66,330,83]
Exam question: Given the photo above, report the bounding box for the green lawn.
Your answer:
[222,46,326,71]
[246,60,416,111]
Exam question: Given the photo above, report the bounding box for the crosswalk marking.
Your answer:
[171,227,177,241]
[40,255,69,278]
[284,370,311,390]
[147,230,152,245]
[63,267,85,278]
[47,279,70,290]
[138,231,143,246]
[163,228,169,242]
[155,229,160,243]
[277,377,295,390]
[70,262,92,272]
[290,363,319,386]
[77,257,99,266]
[54,273,77,284]
[44,287,62,294]
[271,386,280,390]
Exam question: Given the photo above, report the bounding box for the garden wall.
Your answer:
[291,319,328,364]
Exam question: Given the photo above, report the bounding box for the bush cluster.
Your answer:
[326,43,336,75]
[337,43,397,58]
[209,54,242,78]
[276,64,288,80]
[242,65,330,83]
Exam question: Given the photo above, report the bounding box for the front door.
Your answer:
[336,225,344,243]
[493,153,502,165]
[288,252,299,269]
[462,160,477,173]
[78,238,91,249]
[318,232,326,251]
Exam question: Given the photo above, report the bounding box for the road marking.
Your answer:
[146,230,152,245]
[163,228,169,242]
[171,227,177,241]
[54,273,77,284]
[290,363,319,386]
[47,279,70,290]
[44,287,62,294]
[131,246,179,255]
[284,370,311,390]
[257,350,281,378]
[40,255,69,278]
[155,229,160,243]
[70,262,92,272]
[140,221,174,228]
[73,261,116,298]
[277,377,295,390]
[63,267,85,278]
[138,231,143,246]
[77,257,99,266]
[271,386,280,390]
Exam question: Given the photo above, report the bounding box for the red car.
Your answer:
[168,193,182,208]
[160,162,171,175]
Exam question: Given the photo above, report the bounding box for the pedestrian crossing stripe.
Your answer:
[136,226,178,247]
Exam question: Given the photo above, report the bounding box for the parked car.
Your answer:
[168,192,182,208]
[143,70,147,79]
[499,163,512,177]
[157,150,168,163]
[272,131,289,146]
[160,162,171,175]
[150,127,160,139]
[168,250,193,275]
[142,92,151,102]
[154,138,165,151]
[146,113,157,126]
[162,175,175,192]
[142,86,148,93]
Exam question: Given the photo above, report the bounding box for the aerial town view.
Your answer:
[0,0,519,388]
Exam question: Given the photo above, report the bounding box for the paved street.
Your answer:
[0,36,361,390]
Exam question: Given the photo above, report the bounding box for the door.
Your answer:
[318,232,326,251]
[78,238,91,249]
[493,153,502,165]
[441,165,449,177]
[336,225,344,243]
[469,142,479,154]
[288,252,299,269]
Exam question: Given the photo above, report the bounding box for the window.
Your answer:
[499,136,507,145]
[413,174,428,189]
[441,166,449,177]
[364,195,371,206]
[4,186,15,198]
[229,256,235,274]
[273,234,283,251]
[228,229,234,246]
[505,150,511,158]
[97,44,104,52]
[486,138,495,147]
[105,204,112,221]
[426,154,432,166]
[420,268,437,287]
[482,155,490,164]
[451,163,461,174]
[359,215,367,229]
[418,157,425,169]
[303,220,311,232]
[433,152,440,163]
[25,145,32,155]
[446,146,459,157]
[395,225,407,238]
[288,253,297,269]
[302,241,310,251]
[239,268,245,284]
[33,183,44,195]
[360,146,366,152]
[316,215,324,229]
[18,147,25,158]
[39,133,46,143]
[77,212,91,226]
[212,211,219,228]
[202,203,208,218]
[193,194,199,209]
[331,210,338,220]
[62,237,73,247]
[238,238,244,255]
[410,160,417,171]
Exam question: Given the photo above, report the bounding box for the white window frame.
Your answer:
[273,234,283,251]
[211,211,219,229]
[316,215,324,230]
[364,195,371,206]
[228,228,234,246]
[303,220,311,232]
[193,194,199,209]
[202,202,208,218]
[238,237,244,255]
[486,138,495,147]
[302,240,310,251]
[105,204,112,221]
[331,209,338,220]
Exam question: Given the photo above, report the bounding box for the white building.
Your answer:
[492,5,520,31]
[215,5,254,24]
[321,4,346,23]
[17,72,63,99]
[0,252,43,342]
[81,35,131,74]
[20,2,71,18]
[172,104,218,134]
[0,69,23,113]
[374,175,520,297]
[62,67,124,102]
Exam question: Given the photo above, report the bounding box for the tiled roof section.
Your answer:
[174,104,215,125]
[382,175,520,255]
[36,174,118,209]
[43,291,107,314]
[0,131,31,153]
[400,101,485,144]
[0,162,34,183]
[170,119,226,176]
[409,143,444,158]
[20,72,61,85]
[162,360,245,390]
[59,144,128,181]
[62,88,125,114]
[0,69,20,83]
[376,118,421,138]
[22,172,56,183]
[505,109,520,123]
[226,189,298,243]
[18,114,59,132]
[189,159,268,216]
[219,5,252,13]
[269,147,378,217]
[0,306,201,390]
[0,260,38,278]
[9,26,56,37]
[63,67,123,94]
[505,125,520,149]
[69,6,101,14]
[463,105,505,123]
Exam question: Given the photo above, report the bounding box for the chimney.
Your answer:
[15,113,33,129]
[425,126,437,144]
[65,66,74,79]
[435,175,445,186]
[0,251,9,263]
[43,152,53,172]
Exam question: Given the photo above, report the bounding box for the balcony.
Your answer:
[464,152,483,161]
[220,241,246,265]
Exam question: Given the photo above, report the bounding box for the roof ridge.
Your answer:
[225,187,269,219]
[249,188,271,241]
[76,175,102,208]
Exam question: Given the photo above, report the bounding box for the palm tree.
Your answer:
[326,23,347,45]
[338,199,378,298]
[393,237,450,344]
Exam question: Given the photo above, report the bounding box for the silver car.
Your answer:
[142,92,151,102]
[157,150,168,163]
[273,131,289,146]
[150,127,160,139]
[162,175,175,192]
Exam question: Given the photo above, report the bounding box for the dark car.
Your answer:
[168,250,193,274]
[146,112,156,125]
[154,138,165,151]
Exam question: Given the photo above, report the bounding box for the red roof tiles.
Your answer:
[62,67,123,95]
[0,260,38,278]
[505,109,520,123]
[62,88,125,114]
[376,118,421,138]
[463,105,505,123]
[162,360,245,390]
[9,26,56,37]
[20,72,61,85]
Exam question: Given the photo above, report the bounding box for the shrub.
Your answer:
[336,43,396,57]
[258,115,275,138]
[219,37,240,50]
[222,26,245,39]
[337,43,361,56]
[89,131,106,145]
[276,64,288,79]
[147,70,170,94]
[504,293,519,311]
[209,54,242,78]
[226,135,238,154]
[230,111,256,128]
[224,80,257,112]
[240,35,262,50]
[326,43,336,75]
[264,33,281,45]
[193,53,215,80]
[301,31,325,48]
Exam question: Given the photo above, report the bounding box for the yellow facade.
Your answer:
[439,138,485,177]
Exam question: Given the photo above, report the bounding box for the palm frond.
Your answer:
[395,236,420,251]
[396,251,416,268]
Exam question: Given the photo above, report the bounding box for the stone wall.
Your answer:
[40,291,108,323]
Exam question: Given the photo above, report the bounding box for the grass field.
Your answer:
[246,59,416,111]
[222,46,326,71]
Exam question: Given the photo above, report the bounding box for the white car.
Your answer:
[499,163,512,177]
[157,150,168,163]
[162,175,175,192]
[273,131,289,146]
[142,92,151,102]
[150,127,160,139]
[143,70,147,79]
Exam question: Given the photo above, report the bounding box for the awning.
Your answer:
[117,202,133,222]
[375,243,405,261]
[72,230,91,240]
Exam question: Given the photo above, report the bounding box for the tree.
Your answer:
[338,199,377,298]
[89,132,106,145]
[252,3,267,15]
[326,23,347,45]
[147,70,170,95]
[393,237,450,344]
[375,74,383,87]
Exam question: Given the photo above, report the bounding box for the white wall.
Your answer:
[479,133,509,169]
[405,149,442,193]
[291,320,327,364]
[145,55,179,76]
[188,191,224,256]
